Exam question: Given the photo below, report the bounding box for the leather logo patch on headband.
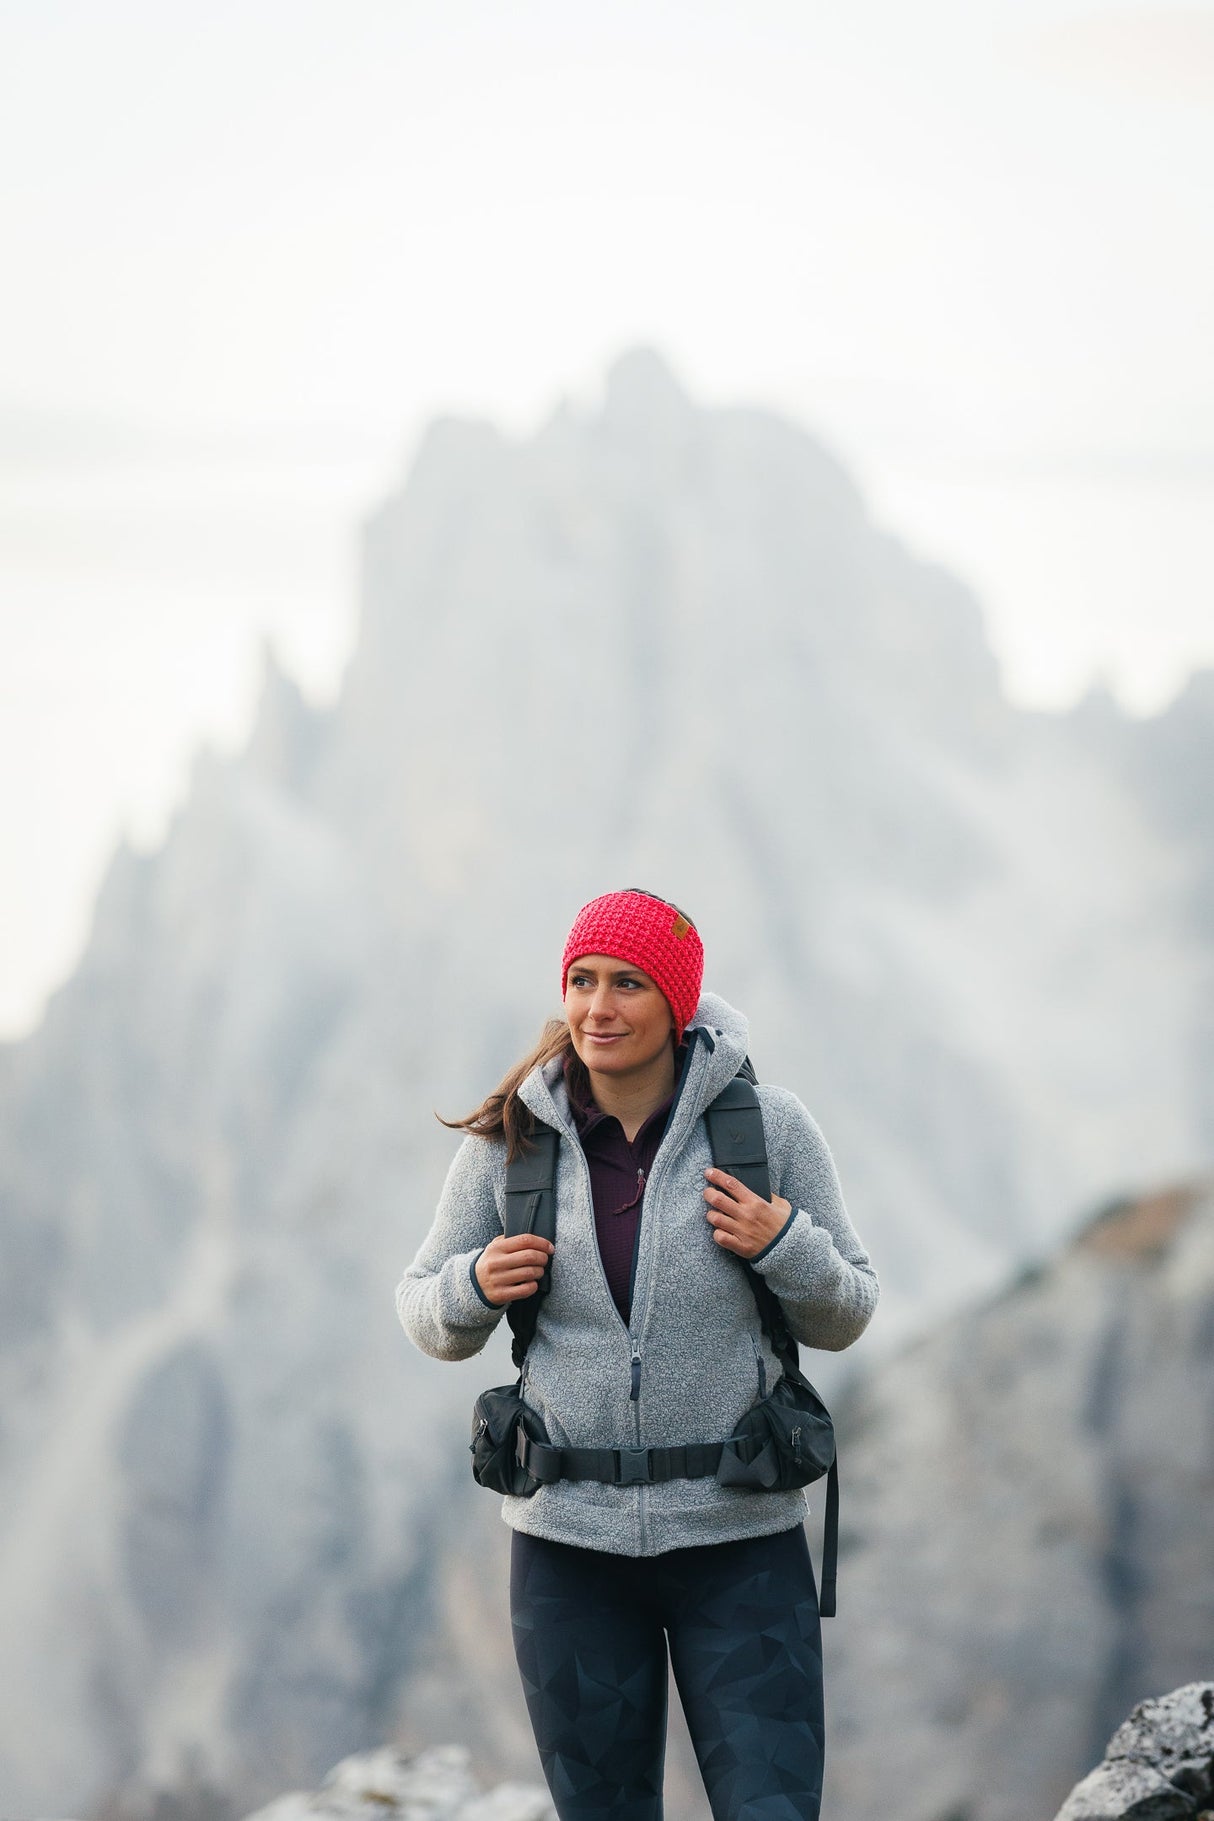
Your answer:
[671,913,691,940]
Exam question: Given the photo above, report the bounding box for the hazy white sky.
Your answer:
[2,0,1213,1037]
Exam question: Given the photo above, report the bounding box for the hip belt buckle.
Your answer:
[616,1447,651,1485]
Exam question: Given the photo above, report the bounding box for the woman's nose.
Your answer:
[589,986,615,1020]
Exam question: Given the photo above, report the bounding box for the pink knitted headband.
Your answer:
[561,889,704,1039]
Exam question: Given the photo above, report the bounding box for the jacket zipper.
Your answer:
[540,1034,710,1557]
[626,1028,707,1368]
[632,1347,646,1546]
[625,1030,710,1555]
[565,1129,649,1542]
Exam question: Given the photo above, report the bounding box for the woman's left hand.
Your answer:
[702,1169,792,1259]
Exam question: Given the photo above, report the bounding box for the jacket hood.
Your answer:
[518,990,751,1136]
[686,990,750,1065]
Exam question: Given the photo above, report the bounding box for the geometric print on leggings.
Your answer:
[511,1537,670,1818]
[668,1530,824,1821]
[510,1526,824,1821]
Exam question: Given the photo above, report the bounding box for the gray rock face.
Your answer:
[821,1184,1214,1821]
[241,1744,554,1821]
[1053,1682,1214,1821]
[1,349,1213,1821]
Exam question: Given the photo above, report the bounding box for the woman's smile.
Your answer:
[564,955,675,1076]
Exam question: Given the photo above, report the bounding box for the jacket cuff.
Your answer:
[748,1205,828,1294]
[441,1248,504,1328]
[747,1204,852,1309]
[469,1250,498,1311]
[750,1205,799,1262]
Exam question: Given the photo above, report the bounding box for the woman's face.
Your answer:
[564,955,674,1076]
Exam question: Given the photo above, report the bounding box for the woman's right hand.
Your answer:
[475,1233,555,1306]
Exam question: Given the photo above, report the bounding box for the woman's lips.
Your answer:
[586,1031,626,1044]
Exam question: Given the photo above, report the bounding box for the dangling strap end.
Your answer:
[818,1455,840,1619]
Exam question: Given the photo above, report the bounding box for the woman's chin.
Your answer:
[581,1038,634,1069]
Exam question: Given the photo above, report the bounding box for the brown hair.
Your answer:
[438,1018,590,1163]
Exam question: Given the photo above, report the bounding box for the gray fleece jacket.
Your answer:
[395,992,878,1556]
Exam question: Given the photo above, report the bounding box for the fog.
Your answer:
[2,0,1214,1036]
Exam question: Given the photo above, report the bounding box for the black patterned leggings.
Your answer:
[510,1524,824,1821]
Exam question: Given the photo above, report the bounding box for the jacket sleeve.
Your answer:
[395,1133,509,1361]
[749,1086,879,1352]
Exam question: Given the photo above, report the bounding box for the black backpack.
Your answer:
[474,1065,841,1615]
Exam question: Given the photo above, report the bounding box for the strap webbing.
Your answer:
[517,1431,728,1487]
[818,1457,839,1618]
[503,1125,558,1368]
[703,1074,772,1202]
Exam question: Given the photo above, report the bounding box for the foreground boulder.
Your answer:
[1054,1682,1214,1821]
[241,1743,554,1821]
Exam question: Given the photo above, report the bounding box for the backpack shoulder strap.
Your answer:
[705,1065,840,1613]
[502,1122,559,1369]
[704,1069,797,1371]
[703,1068,770,1201]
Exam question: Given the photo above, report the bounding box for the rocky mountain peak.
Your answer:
[600,342,694,428]
[243,640,328,798]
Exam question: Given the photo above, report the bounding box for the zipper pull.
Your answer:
[630,1350,642,1401]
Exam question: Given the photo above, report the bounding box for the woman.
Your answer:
[396,889,878,1821]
